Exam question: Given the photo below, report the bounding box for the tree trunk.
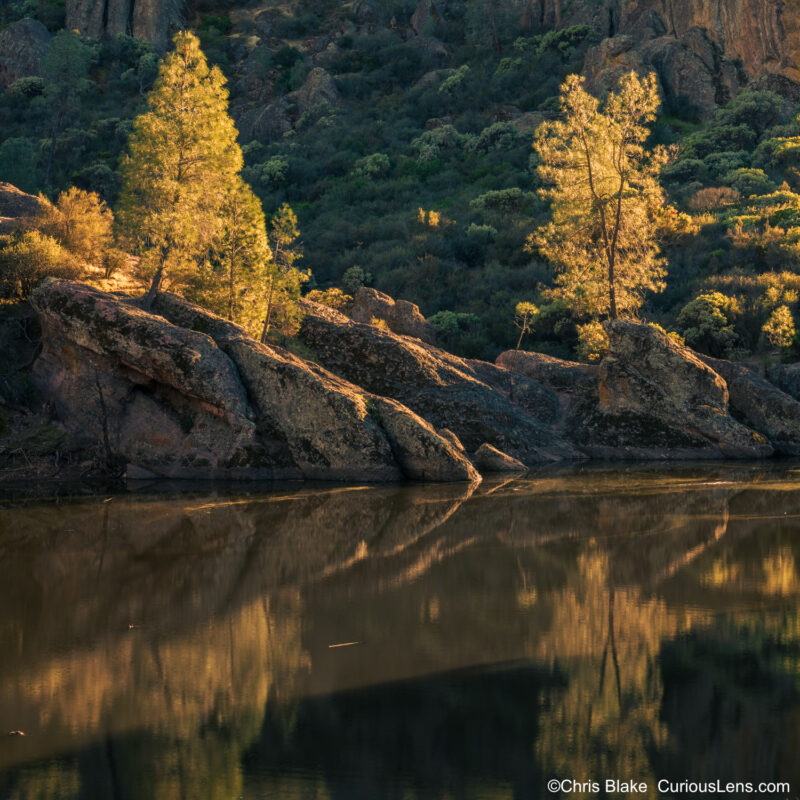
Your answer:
[516,326,525,350]
[260,274,276,344]
[608,258,618,320]
[142,266,164,310]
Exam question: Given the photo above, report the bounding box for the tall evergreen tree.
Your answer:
[117,31,244,307]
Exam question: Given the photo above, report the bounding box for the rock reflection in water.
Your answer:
[1,465,800,799]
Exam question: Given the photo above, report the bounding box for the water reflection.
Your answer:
[1,466,800,798]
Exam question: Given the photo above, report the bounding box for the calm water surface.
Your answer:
[1,465,800,799]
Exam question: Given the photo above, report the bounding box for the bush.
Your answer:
[723,168,776,197]
[352,153,391,178]
[36,187,114,265]
[761,305,796,351]
[575,320,608,362]
[677,292,740,357]
[306,287,352,311]
[688,186,741,211]
[0,231,81,298]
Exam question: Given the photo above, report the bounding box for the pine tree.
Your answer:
[530,72,670,320]
[260,204,308,342]
[117,31,244,307]
[188,177,271,331]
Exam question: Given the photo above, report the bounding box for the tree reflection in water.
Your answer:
[1,465,800,799]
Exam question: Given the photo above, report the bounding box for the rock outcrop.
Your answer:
[700,355,800,456]
[522,0,800,115]
[584,320,772,458]
[29,280,478,483]
[350,287,437,344]
[0,182,41,233]
[288,68,339,115]
[0,19,50,92]
[498,322,782,460]
[298,298,581,465]
[496,350,597,393]
[65,0,182,50]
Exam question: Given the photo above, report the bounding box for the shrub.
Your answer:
[723,168,776,197]
[0,231,81,298]
[762,305,796,351]
[677,292,740,357]
[575,320,608,362]
[688,186,741,211]
[306,287,352,311]
[352,153,391,178]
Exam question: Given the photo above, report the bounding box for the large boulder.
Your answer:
[0,19,50,92]
[28,280,478,483]
[297,299,581,465]
[701,355,800,455]
[350,287,437,344]
[587,321,771,458]
[151,291,478,484]
[766,362,800,401]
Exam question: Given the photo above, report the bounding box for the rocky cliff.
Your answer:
[65,0,182,51]
[525,0,800,114]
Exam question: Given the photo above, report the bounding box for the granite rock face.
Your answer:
[0,19,50,92]
[65,0,182,50]
[524,0,799,115]
[350,287,437,344]
[701,355,800,456]
[29,280,478,483]
[498,322,778,460]
[298,298,581,465]
[472,443,527,473]
[590,320,772,458]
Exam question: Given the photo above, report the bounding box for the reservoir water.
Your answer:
[1,464,800,799]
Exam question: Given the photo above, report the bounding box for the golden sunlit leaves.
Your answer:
[532,72,671,320]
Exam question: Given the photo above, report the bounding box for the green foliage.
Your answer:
[677,292,741,358]
[118,31,244,299]
[0,230,81,298]
[0,138,38,192]
[342,265,372,295]
[723,167,777,197]
[761,305,796,352]
[352,153,391,178]
[429,310,484,355]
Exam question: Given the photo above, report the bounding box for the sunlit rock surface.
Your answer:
[29,279,477,483]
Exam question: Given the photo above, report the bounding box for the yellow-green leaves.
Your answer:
[118,31,245,300]
[531,72,670,320]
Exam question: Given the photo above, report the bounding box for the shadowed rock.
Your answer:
[0,19,50,92]
[0,182,42,233]
[496,350,597,393]
[700,355,800,456]
[592,321,771,459]
[472,443,527,473]
[28,280,478,483]
[297,298,580,465]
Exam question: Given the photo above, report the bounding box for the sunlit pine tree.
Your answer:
[118,31,244,307]
[530,72,671,320]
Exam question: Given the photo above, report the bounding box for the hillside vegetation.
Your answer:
[2,0,800,361]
